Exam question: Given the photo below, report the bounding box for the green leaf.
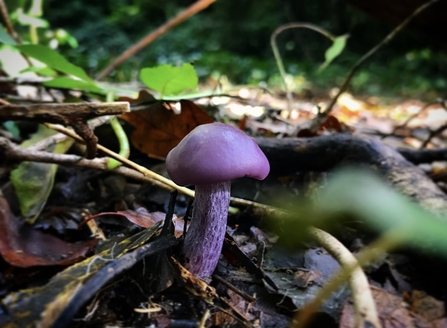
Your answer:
[10,125,74,223]
[15,44,93,82]
[20,66,57,76]
[140,63,198,97]
[318,34,349,72]
[276,168,447,257]
[0,26,17,45]
[43,76,104,94]
[318,169,447,255]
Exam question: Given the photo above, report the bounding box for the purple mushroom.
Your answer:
[166,122,270,278]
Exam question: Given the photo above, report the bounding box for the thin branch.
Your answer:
[45,122,197,197]
[311,0,440,131]
[307,227,381,328]
[421,124,447,149]
[0,0,33,67]
[0,137,171,191]
[29,116,112,151]
[1,101,129,159]
[292,230,403,328]
[0,102,130,124]
[96,0,215,80]
[382,101,440,140]
[270,23,335,113]
[0,0,21,44]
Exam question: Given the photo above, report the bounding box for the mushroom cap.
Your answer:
[166,123,270,186]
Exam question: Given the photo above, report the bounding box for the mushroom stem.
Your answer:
[183,181,231,277]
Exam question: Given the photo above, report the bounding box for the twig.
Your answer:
[0,0,21,44]
[30,116,112,151]
[1,102,130,159]
[198,309,210,328]
[0,102,130,123]
[382,101,440,140]
[0,0,33,67]
[29,123,265,209]
[213,274,257,302]
[0,137,182,192]
[421,124,447,149]
[311,0,440,131]
[270,23,335,113]
[45,123,197,197]
[292,230,403,328]
[96,0,215,80]
[306,227,381,328]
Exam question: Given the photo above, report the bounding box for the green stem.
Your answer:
[270,23,335,113]
[292,228,405,328]
[106,91,130,170]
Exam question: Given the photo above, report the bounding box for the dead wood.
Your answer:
[0,102,129,124]
[255,133,447,214]
[398,147,447,164]
[0,102,129,159]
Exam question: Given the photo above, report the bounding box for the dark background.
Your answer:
[8,0,447,98]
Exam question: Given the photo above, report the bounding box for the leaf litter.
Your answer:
[2,79,447,328]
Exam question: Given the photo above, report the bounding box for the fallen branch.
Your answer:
[0,102,129,159]
[398,147,447,164]
[0,102,129,123]
[255,134,447,213]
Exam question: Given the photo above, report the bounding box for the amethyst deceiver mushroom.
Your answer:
[166,122,270,278]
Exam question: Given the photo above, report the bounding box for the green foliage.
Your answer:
[3,0,446,99]
[12,44,108,94]
[319,34,349,72]
[140,63,198,97]
[10,125,74,223]
[15,44,93,82]
[0,26,17,45]
[42,76,103,93]
[278,169,447,256]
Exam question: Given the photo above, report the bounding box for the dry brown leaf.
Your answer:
[121,97,213,158]
[0,196,97,267]
[340,287,447,328]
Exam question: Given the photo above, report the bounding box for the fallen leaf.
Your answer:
[170,257,218,304]
[0,225,165,328]
[408,290,445,321]
[320,115,343,132]
[340,287,447,328]
[121,99,213,158]
[10,125,74,223]
[84,209,186,237]
[0,195,97,267]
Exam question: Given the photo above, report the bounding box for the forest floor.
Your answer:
[1,82,447,328]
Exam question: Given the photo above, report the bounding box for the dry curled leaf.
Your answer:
[0,196,97,267]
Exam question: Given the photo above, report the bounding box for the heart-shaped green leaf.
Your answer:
[140,63,198,97]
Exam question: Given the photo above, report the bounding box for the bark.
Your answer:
[255,133,447,213]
